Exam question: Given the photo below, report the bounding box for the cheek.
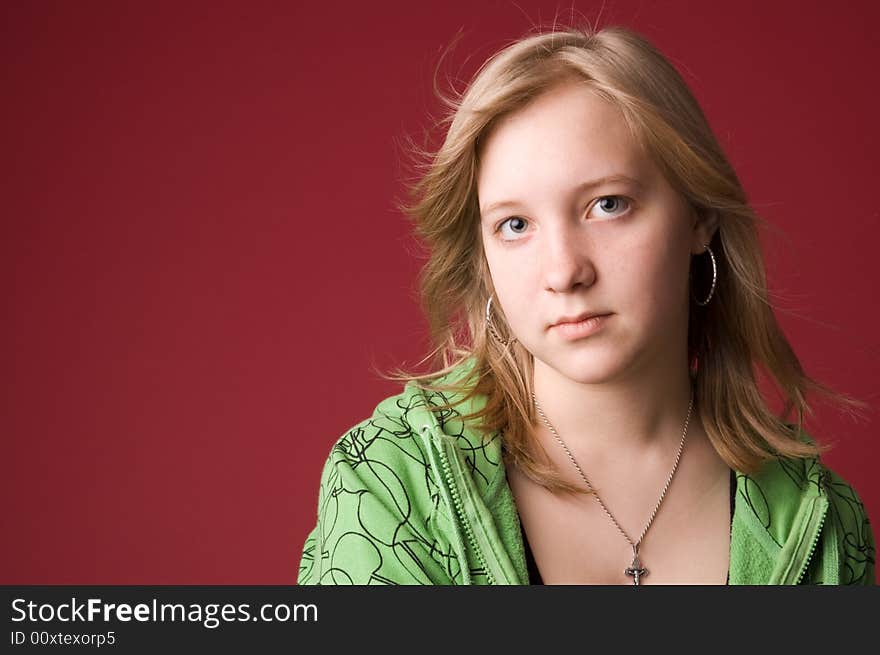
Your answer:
[484,243,529,290]
[483,250,536,326]
[624,239,687,305]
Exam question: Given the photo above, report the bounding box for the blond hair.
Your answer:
[381,23,866,495]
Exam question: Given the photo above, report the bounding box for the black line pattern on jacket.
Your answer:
[297,389,483,584]
[736,453,875,584]
[821,471,875,584]
[741,472,777,547]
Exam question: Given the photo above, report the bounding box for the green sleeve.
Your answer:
[823,468,876,585]
[296,420,456,585]
[855,499,876,585]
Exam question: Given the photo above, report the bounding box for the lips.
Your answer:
[551,311,610,328]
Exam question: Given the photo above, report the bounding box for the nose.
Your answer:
[541,221,596,293]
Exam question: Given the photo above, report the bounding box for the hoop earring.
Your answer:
[692,243,717,306]
[486,295,517,347]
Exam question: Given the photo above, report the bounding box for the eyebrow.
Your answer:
[479,174,644,219]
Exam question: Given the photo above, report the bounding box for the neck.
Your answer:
[531,353,698,470]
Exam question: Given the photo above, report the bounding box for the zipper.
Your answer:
[424,425,495,585]
[794,497,828,585]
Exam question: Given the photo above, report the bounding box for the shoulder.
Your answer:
[326,355,488,468]
[297,358,486,585]
[323,356,483,475]
[787,428,874,560]
[744,425,867,509]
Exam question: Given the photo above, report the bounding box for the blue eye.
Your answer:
[591,195,631,218]
[497,216,529,240]
[493,196,631,242]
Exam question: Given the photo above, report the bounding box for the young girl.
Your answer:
[296,24,875,585]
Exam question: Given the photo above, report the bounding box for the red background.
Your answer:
[3,1,878,583]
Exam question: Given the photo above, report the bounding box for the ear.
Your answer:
[690,208,719,255]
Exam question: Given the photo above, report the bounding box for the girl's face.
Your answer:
[476,81,713,386]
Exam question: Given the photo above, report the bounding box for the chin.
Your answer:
[536,349,629,385]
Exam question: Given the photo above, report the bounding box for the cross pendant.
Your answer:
[624,546,648,586]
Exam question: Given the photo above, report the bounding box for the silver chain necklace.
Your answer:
[530,389,694,585]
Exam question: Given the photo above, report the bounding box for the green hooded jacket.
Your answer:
[297,359,875,585]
